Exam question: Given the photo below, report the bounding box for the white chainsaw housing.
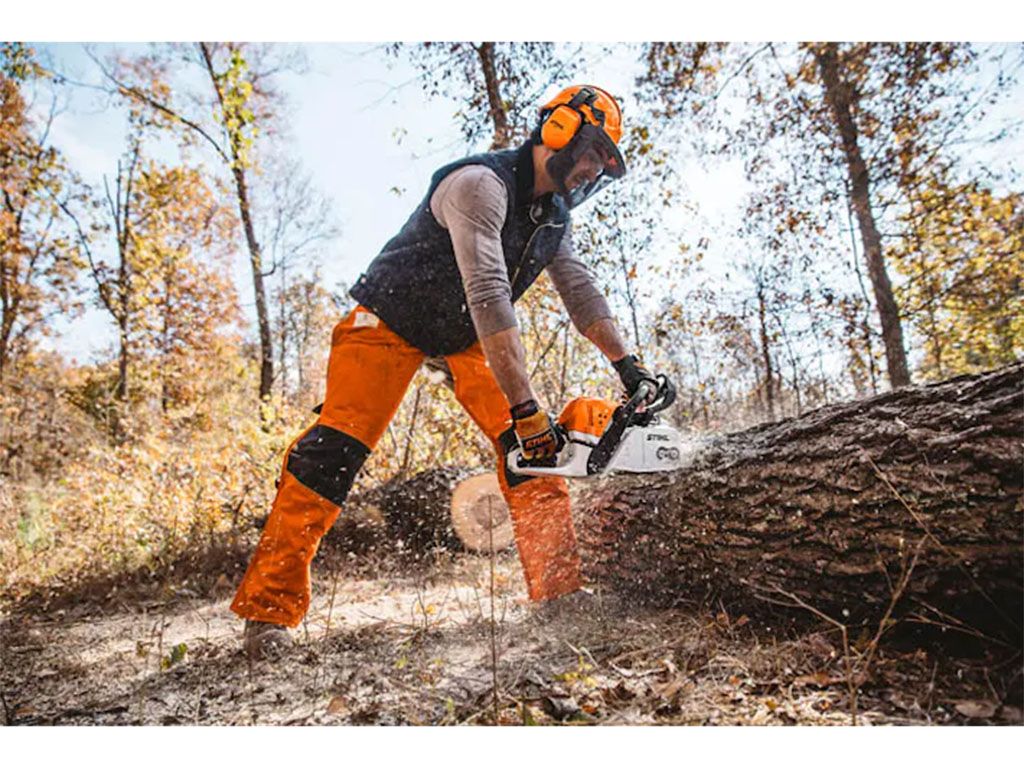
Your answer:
[506,422,684,478]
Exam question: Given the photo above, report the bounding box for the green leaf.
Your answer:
[161,642,188,669]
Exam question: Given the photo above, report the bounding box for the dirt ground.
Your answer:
[2,548,1021,726]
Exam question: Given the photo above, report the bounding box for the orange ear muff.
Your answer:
[540,104,583,150]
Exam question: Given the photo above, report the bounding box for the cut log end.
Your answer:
[450,472,514,553]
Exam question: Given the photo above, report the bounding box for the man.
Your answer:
[231,84,673,659]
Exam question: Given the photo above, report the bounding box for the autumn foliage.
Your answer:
[1,41,1022,607]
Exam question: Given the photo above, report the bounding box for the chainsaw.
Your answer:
[506,377,684,478]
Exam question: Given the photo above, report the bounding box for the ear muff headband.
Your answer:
[540,87,602,151]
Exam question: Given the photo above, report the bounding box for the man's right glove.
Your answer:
[612,354,659,403]
[511,399,564,461]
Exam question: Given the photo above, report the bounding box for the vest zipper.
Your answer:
[509,220,565,291]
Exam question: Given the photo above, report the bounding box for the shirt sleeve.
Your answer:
[430,165,518,337]
[546,229,613,333]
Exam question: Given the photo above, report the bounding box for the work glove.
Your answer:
[612,354,660,403]
[511,399,565,461]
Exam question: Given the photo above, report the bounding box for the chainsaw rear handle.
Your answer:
[509,422,570,471]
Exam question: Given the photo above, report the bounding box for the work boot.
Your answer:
[243,619,293,661]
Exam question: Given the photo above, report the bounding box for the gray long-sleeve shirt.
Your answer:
[430,165,612,339]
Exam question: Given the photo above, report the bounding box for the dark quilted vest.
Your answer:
[349,142,570,356]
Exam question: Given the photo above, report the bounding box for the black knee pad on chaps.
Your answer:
[286,424,370,506]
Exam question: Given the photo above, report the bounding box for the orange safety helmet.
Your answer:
[537,84,626,208]
[539,84,624,150]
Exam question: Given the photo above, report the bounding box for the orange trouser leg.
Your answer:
[231,307,424,627]
[446,343,582,602]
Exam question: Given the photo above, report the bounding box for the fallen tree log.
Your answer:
[577,364,1023,640]
[366,466,470,553]
[328,467,514,557]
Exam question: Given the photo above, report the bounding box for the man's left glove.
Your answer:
[511,399,565,461]
[613,354,676,408]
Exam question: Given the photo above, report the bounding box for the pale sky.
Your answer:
[24,40,1023,372]
[31,42,750,364]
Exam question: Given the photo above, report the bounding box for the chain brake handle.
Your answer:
[586,376,671,475]
[633,375,675,419]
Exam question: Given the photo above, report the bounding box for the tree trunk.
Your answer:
[756,284,775,420]
[577,364,1023,641]
[233,166,274,402]
[0,253,17,384]
[198,43,274,402]
[114,228,129,408]
[111,316,129,444]
[116,321,128,403]
[322,467,516,558]
[780,322,802,414]
[816,43,911,389]
[475,42,511,150]
[0,308,13,384]
[277,262,288,400]
[112,150,136,407]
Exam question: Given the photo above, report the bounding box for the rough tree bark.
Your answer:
[577,364,1022,639]
[230,164,274,401]
[476,42,512,151]
[815,43,911,389]
[353,466,473,555]
[110,147,139,406]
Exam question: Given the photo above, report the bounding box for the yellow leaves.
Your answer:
[216,47,260,170]
[555,656,598,689]
[892,178,1023,378]
[1,362,300,597]
[0,71,82,375]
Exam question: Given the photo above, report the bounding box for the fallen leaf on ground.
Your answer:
[541,695,580,721]
[326,696,348,715]
[953,700,997,719]
[793,670,846,688]
[656,676,688,700]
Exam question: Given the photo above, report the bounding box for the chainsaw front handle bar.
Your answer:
[583,375,675,475]
[635,375,676,416]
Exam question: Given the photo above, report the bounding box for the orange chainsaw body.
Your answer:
[556,397,617,441]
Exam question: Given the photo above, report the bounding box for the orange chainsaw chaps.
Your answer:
[233,309,584,627]
[495,465,582,601]
[231,306,424,628]
[318,306,427,449]
[229,445,343,627]
[446,343,583,602]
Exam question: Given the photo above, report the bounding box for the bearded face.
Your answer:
[544,123,626,209]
